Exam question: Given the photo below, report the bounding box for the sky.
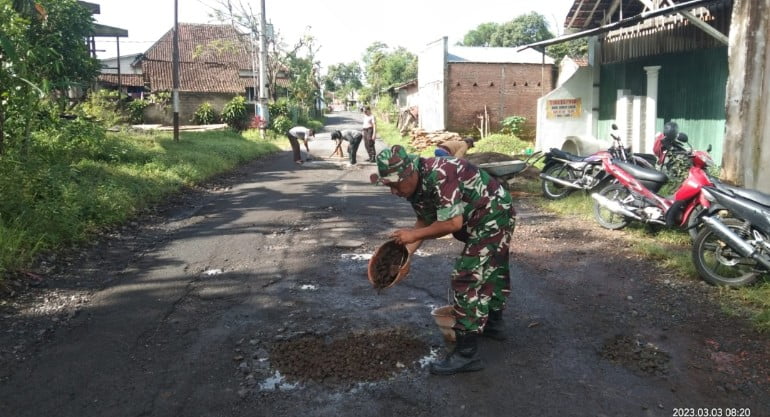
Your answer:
[93,0,576,72]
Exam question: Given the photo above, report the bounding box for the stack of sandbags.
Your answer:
[409,129,462,151]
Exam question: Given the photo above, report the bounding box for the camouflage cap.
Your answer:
[369,145,418,185]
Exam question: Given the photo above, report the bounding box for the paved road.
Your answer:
[1,111,768,417]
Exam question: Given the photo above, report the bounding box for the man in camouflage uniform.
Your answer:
[370,145,516,375]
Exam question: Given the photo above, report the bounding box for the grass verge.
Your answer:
[519,181,770,331]
[0,128,287,280]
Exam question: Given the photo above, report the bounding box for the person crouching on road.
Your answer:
[331,130,364,165]
[287,126,314,164]
[370,145,516,375]
[434,137,475,158]
[330,130,346,159]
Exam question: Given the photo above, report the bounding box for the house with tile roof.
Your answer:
[98,53,145,98]
[141,23,257,124]
[98,23,260,124]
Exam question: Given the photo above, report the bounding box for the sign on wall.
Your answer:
[546,98,582,119]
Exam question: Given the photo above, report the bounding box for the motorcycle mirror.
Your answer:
[677,132,689,143]
[707,144,713,152]
[611,123,618,130]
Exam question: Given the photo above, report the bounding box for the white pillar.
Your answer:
[631,95,644,152]
[644,65,662,153]
[615,89,632,146]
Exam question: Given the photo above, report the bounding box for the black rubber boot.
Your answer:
[429,331,484,375]
[482,309,507,341]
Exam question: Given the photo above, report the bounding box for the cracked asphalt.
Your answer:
[1,111,768,417]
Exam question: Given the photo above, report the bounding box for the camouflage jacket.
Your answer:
[407,157,514,230]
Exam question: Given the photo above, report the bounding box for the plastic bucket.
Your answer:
[431,305,456,343]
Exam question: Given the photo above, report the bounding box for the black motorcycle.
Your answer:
[540,124,657,200]
[691,181,770,287]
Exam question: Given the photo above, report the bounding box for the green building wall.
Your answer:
[597,47,728,164]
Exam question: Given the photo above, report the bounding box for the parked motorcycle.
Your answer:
[691,182,770,287]
[591,134,714,239]
[653,121,695,185]
[540,125,657,200]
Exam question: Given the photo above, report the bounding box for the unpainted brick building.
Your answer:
[418,37,555,136]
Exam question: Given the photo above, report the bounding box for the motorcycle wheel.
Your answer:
[541,165,575,200]
[691,218,762,287]
[593,183,632,230]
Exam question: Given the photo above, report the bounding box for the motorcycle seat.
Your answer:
[615,160,669,184]
[634,153,658,166]
[548,148,596,163]
[717,182,770,207]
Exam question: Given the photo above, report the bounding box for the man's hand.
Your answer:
[390,229,420,245]
[390,216,463,246]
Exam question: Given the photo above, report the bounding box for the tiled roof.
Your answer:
[275,77,291,88]
[98,73,145,87]
[142,60,253,92]
[141,23,254,93]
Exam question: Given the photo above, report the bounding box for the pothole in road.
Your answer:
[269,328,430,385]
[600,334,671,376]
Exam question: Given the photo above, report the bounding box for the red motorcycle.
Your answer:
[591,132,714,239]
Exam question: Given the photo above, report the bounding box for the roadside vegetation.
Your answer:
[377,116,770,331]
[0,0,319,283]
[0,127,289,280]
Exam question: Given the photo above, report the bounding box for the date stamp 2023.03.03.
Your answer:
[672,408,751,417]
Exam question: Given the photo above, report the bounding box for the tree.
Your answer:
[0,0,99,155]
[323,61,362,109]
[458,12,587,63]
[206,1,323,107]
[545,39,589,62]
[461,22,500,47]
[323,62,362,93]
[362,42,417,100]
[489,12,553,47]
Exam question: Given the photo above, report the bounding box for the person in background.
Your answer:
[362,106,377,162]
[330,131,346,159]
[370,145,516,375]
[331,130,364,165]
[287,126,314,164]
[435,137,475,158]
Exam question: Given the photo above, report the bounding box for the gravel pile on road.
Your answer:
[600,334,671,376]
[270,328,429,385]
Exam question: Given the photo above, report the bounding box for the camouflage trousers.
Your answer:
[451,207,516,333]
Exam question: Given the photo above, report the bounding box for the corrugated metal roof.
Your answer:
[447,46,554,64]
[563,0,727,31]
[564,0,645,30]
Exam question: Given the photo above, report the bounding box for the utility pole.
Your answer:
[257,0,269,138]
[172,0,180,141]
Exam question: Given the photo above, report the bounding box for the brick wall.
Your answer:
[142,92,252,125]
[446,62,554,136]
